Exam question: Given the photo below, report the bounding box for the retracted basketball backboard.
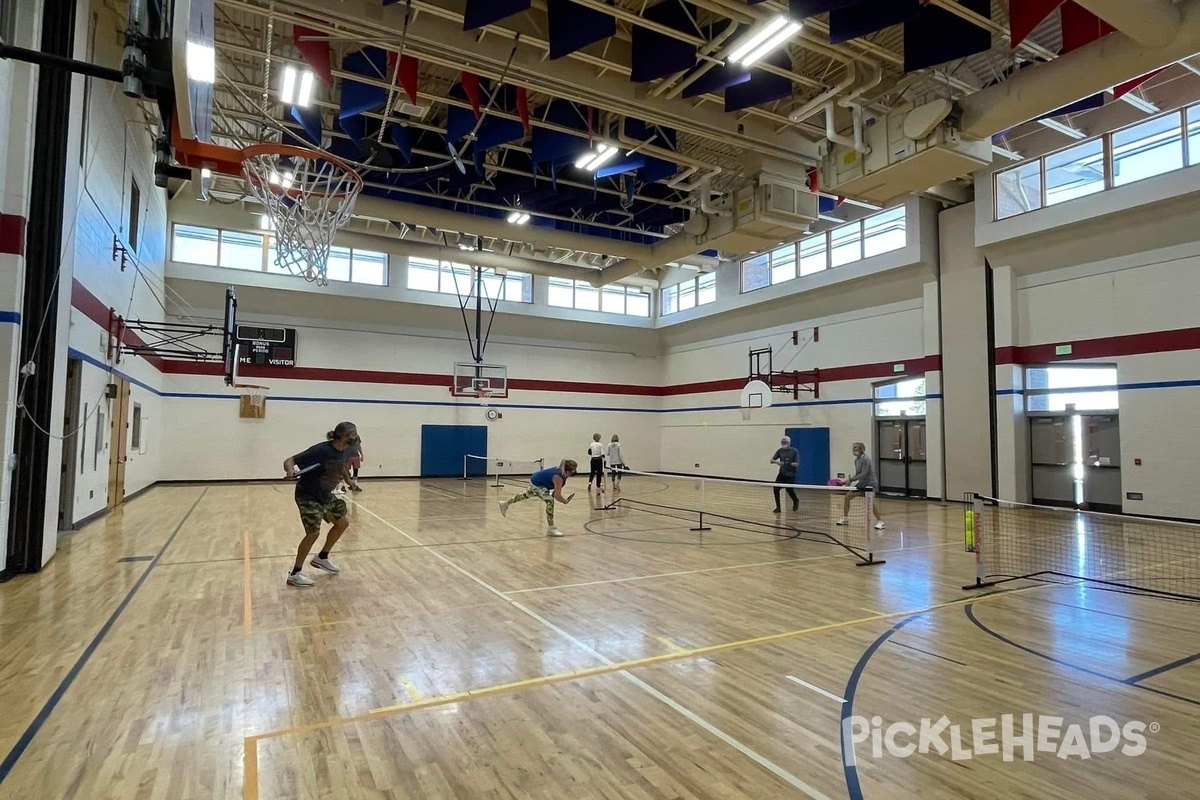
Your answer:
[171,0,215,146]
[452,364,508,398]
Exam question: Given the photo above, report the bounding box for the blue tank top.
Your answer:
[531,466,562,489]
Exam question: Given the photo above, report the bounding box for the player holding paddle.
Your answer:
[282,421,360,587]
[499,459,579,537]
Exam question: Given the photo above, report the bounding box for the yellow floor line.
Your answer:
[243,739,259,800]
[400,676,424,703]
[245,580,1054,747]
[656,636,688,654]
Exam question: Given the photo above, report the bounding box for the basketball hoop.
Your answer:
[741,408,753,421]
[237,383,270,419]
[240,144,363,286]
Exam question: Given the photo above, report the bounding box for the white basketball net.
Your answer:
[241,146,362,286]
[249,389,267,411]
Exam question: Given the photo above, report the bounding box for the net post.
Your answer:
[462,454,469,481]
[962,493,997,590]
[690,477,712,532]
[855,489,886,567]
[491,460,503,489]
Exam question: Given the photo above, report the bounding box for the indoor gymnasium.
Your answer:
[2,0,1200,798]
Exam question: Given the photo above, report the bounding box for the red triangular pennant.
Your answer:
[1008,0,1066,49]
[1061,2,1116,54]
[399,56,419,106]
[292,22,332,84]
[1114,68,1167,99]
[516,87,531,134]
[462,72,482,119]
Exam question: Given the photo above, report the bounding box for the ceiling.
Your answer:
[162,0,1196,275]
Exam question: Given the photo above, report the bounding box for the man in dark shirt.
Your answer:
[770,436,801,513]
[282,421,359,587]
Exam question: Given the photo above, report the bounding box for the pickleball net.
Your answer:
[964,495,1200,603]
[603,468,886,566]
[463,455,545,487]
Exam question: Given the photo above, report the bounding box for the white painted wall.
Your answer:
[62,0,169,525]
[1010,241,1200,519]
[659,298,940,491]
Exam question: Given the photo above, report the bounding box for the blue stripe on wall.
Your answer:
[0,311,21,324]
[996,380,1200,397]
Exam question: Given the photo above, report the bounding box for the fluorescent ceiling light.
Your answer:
[575,143,619,171]
[186,41,215,85]
[297,70,315,107]
[729,16,801,67]
[281,66,316,107]
[259,214,273,230]
[269,170,294,189]
[506,210,531,225]
[1037,118,1085,139]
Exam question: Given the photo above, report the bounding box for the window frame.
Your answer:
[170,223,390,286]
[740,205,907,294]
[994,104,1199,221]
[1023,364,1119,414]
[549,277,648,317]
[662,271,717,315]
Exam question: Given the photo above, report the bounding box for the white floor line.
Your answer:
[353,500,833,800]
[786,675,848,704]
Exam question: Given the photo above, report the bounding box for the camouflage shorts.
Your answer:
[296,497,348,535]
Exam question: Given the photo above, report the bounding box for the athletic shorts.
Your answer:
[850,485,877,494]
[296,497,348,535]
[349,456,363,469]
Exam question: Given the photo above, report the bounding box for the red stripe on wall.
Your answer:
[71,278,166,370]
[997,327,1200,365]
[0,213,27,257]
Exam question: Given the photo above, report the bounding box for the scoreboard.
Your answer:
[236,324,297,368]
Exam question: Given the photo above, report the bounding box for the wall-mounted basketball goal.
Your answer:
[740,328,820,419]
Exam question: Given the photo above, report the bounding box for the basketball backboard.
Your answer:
[171,0,215,145]
[452,364,509,398]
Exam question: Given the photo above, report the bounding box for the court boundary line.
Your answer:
[964,603,1200,707]
[346,500,835,800]
[0,489,209,786]
[243,527,253,634]
[241,571,1059,800]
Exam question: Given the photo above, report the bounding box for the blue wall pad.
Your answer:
[786,427,831,485]
[547,0,617,60]
[421,425,488,478]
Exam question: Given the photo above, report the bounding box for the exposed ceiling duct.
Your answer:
[1070,0,1182,48]
[961,0,1200,139]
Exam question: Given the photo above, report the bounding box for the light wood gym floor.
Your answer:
[0,478,1196,800]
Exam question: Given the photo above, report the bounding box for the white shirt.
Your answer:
[588,442,605,458]
[607,442,624,465]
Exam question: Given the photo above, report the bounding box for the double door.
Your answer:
[1030,414,1121,512]
[876,419,927,498]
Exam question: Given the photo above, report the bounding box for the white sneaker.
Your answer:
[287,571,314,587]
[835,517,849,526]
[499,501,510,517]
[310,556,340,573]
[874,521,886,531]
[332,489,346,497]
[546,527,563,537]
